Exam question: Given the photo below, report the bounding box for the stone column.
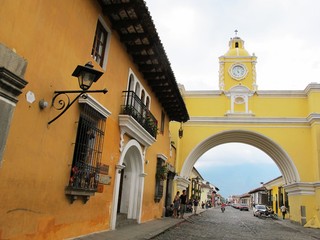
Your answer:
[0,43,28,164]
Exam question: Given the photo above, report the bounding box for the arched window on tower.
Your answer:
[235,42,239,48]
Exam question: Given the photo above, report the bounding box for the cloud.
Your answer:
[194,143,275,169]
[145,0,320,91]
[194,143,282,197]
[200,163,281,197]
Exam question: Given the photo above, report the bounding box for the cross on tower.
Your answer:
[234,30,238,36]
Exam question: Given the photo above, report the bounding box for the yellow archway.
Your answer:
[171,35,320,228]
[180,130,299,184]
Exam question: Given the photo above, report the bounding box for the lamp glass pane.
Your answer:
[79,72,95,90]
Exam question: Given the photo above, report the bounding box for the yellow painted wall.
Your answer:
[0,0,175,239]
[186,94,309,117]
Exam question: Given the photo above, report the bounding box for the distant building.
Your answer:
[239,193,252,207]
[249,186,268,206]
[263,176,290,218]
[199,181,219,207]
[188,167,204,200]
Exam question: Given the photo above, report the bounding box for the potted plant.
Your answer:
[156,164,168,180]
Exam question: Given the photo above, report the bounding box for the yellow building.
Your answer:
[188,167,203,201]
[0,1,189,239]
[172,34,320,228]
[264,176,289,218]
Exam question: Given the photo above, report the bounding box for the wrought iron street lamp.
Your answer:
[178,122,183,138]
[48,62,108,125]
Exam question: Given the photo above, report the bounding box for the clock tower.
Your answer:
[219,32,257,115]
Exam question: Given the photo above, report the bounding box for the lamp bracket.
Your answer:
[48,88,108,125]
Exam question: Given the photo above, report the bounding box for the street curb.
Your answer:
[145,210,207,239]
[144,219,186,239]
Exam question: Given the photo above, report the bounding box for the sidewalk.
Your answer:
[276,218,320,239]
[72,209,207,240]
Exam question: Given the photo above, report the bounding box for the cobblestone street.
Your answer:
[152,207,320,240]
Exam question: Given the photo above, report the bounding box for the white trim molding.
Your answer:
[284,182,320,196]
[175,175,190,190]
[157,153,168,161]
[119,115,156,151]
[79,94,111,118]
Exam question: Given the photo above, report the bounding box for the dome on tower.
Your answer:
[224,36,250,57]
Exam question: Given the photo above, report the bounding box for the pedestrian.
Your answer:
[193,197,199,214]
[179,190,187,219]
[221,202,226,213]
[201,201,205,209]
[173,191,180,218]
[186,199,193,213]
[280,205,287,219]
[166,204,174,217]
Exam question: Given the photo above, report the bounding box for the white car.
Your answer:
[253,204,267,216]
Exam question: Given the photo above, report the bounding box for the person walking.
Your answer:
[193,197,199,214]
[221,202,226,213]
[201,201,205,209]
[173,191,180,218]
[280,205,287,219]
[179,190,187,219]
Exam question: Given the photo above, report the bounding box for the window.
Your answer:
[154,157,166,202]
[68,104,106,193]
[141,90,146,118]
[128,74,134,91]
[160,110,165,134]
[91,20,108,67]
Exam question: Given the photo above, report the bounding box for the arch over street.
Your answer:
[172,35,320,227]
[180,129,300,185]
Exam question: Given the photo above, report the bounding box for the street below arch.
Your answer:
[152,207,320,240]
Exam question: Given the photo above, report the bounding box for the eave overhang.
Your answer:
[98,0,189,122]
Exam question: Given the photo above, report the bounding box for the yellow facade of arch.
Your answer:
[171,36,320,227]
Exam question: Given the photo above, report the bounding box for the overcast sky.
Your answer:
[146,0,320,91]
[145,0,319,198]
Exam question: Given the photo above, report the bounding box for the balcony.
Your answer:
[119,91,158,147]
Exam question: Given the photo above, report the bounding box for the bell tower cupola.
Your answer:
[226,31,248,56]
[219,31,257,92]
[218,31,257,116]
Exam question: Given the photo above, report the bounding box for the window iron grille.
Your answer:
[66,104,106,203]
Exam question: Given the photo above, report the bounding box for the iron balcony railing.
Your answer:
[121,91,158,138]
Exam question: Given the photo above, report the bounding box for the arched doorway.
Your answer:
[111,140,145,229]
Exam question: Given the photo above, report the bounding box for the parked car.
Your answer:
[232,203,240,209]
[239,204,249,211]
[253,204,267,216]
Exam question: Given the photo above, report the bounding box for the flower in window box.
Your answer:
[69,166,79,186]
[156,164,168,180]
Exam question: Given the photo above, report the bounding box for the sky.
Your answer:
[145,0,320,198]
[194,143,281,198]
[145,0,320,91]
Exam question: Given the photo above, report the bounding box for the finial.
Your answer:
[234,29,238,36]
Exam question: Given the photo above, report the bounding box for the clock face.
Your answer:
[230,64,247,79]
